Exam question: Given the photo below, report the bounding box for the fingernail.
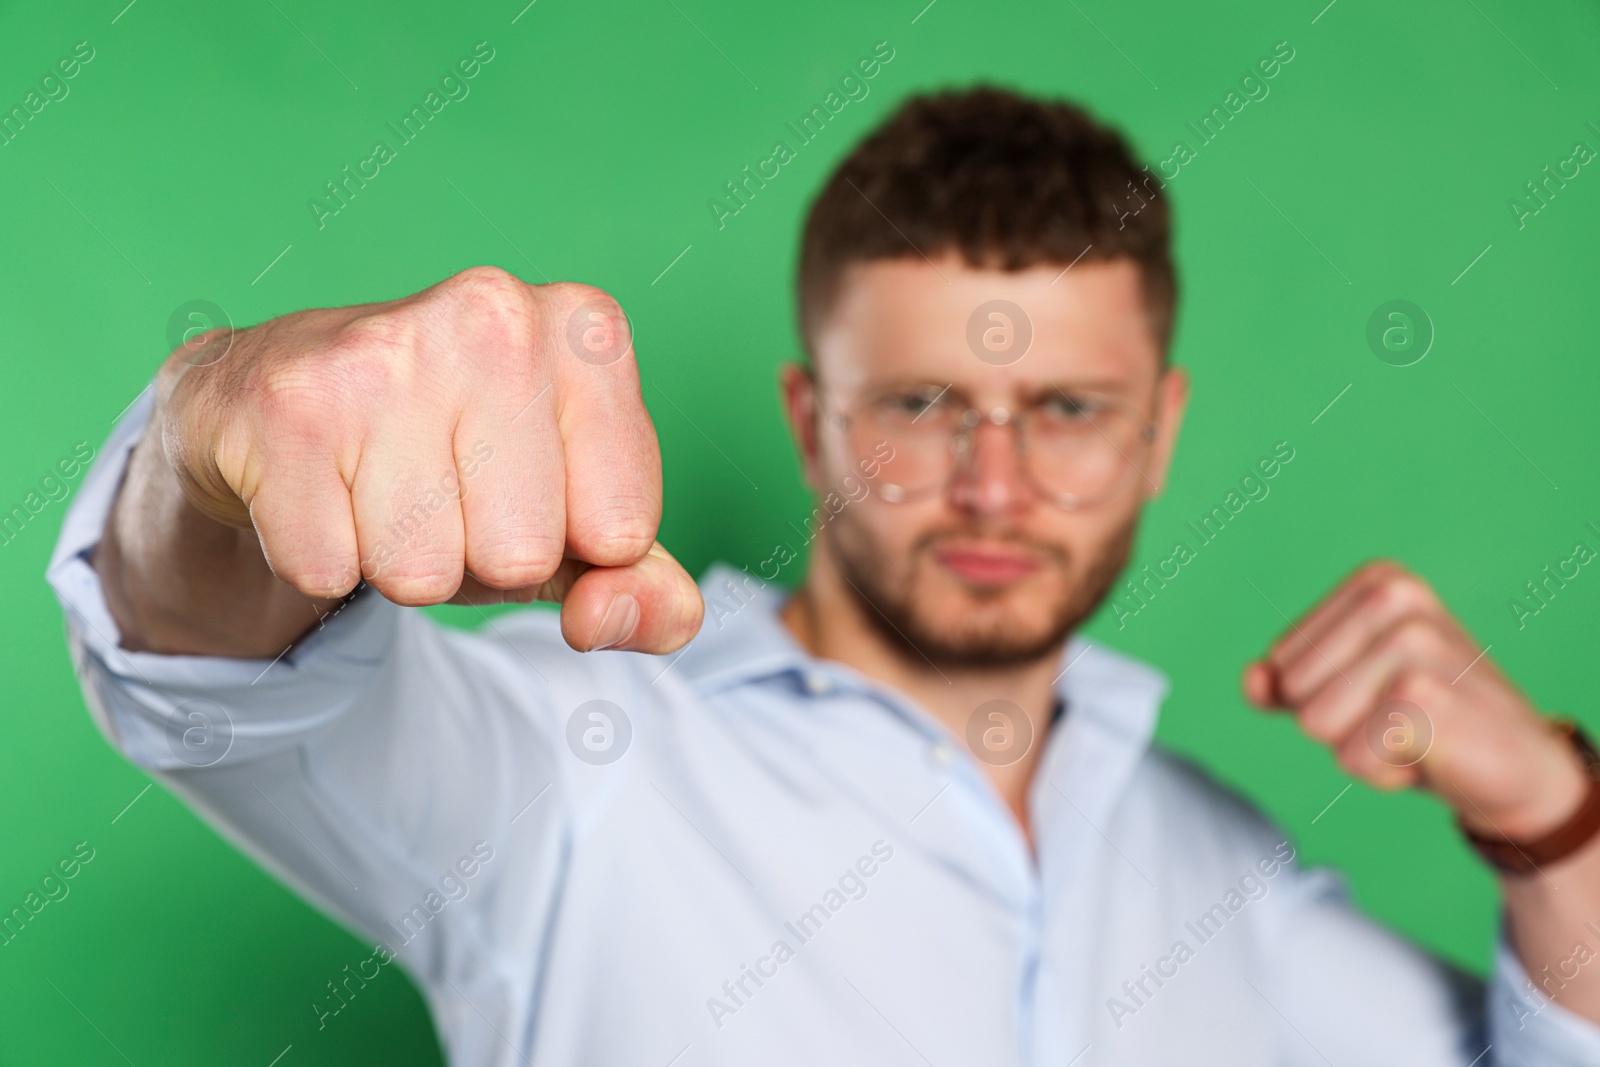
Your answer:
[591,592,640,651]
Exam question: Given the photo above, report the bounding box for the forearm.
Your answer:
[95,402,338,658]
[1502,829,1600,1025]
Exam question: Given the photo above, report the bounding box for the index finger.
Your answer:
[1244,560,1404,708]
[542,283,662,568]
[1262,559,1406,668]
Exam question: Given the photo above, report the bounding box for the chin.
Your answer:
[908,615,1068,668]
[897,568,1077,667]
[825,506,1138,670]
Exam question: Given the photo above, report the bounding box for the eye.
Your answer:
[889,393,933,415]
[877,387,954,422]
[1042,393,1104,421]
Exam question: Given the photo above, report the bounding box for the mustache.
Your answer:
[912,527,1071,567]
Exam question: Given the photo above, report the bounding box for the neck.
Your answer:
[778,535,1066,846]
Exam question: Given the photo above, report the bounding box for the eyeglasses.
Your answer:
[826,382,1159,510]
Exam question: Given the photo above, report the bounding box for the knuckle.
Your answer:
[542,283,634,367]
[331,312,417,367]
[1363,578,1403,614]
[250,318,415,430]
[437,267,538,357]
[544,280,618,316]
[445,265,530,304]
[1389,667,1442,704]
[567,501,657,563]
[1362,578,1398,612]
[444,266,534,318]
[1381,616,1439,658]
[365,553,463,605]
[250,361,343,441]
[471,534,566,589]
[572,528,656,567]
[324,317,416,393]
[1365,568,1432,613]
[282,562,361,600]
[1393,573,1434,607]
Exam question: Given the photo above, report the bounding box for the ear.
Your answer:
[779,361,825,493]
[1142,365,1190,500]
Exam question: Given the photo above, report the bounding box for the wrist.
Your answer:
[1461,721,1591,840]
[1460,719,1600,876]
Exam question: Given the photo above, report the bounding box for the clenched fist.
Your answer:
[1243,560,1586,843]
[148,266,703,655]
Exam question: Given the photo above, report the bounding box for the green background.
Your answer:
[3,0,1597,1062]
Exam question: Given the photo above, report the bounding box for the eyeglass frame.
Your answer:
[815,379,1163,511]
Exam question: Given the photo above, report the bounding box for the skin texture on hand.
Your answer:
[97,266,704,660]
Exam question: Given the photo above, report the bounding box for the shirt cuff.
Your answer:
[45,381,402,770]
[1488,930,1600,1065]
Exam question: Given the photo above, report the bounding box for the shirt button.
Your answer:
[803,672,833,695]
[930,744,953,765]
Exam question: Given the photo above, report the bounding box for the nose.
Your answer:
[948,413,1034,516]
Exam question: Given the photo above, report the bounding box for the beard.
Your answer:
[825,507,1138,670]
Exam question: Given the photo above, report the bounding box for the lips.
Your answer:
[933,542,1042,585]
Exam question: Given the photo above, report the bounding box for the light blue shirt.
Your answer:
[48,389,1600,1066]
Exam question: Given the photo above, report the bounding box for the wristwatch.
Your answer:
[1460,719,1600,876]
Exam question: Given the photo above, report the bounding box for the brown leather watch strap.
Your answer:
[1461,719,1600,876]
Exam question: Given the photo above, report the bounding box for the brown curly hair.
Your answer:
[797,85,1175,361]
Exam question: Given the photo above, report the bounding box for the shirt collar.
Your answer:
[672,561,1169,751]
[665,562,809,693]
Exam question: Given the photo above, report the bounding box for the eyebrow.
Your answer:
[1036,379,1134,397]
[863,376,1132,394]
[863,379,1136,407]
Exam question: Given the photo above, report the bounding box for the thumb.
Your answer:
[554,541,705,654]
[450,541,704,653]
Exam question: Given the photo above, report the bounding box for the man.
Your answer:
[49,87,1600,1065]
